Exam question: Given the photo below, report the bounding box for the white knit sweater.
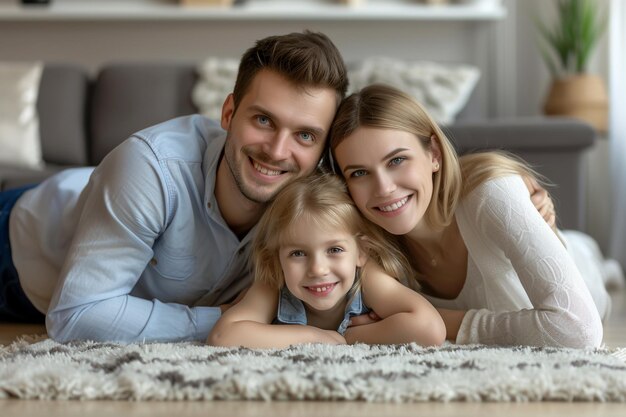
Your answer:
[422,176,606,347]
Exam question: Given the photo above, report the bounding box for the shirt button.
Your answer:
[150,257,158,266]
[238,248,245,255]
[207,202,212,209]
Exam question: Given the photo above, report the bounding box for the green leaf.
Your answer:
[532,0,606,75]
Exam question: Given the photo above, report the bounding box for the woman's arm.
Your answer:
[345,263,446,346]
[207,282,346,348]
[456,176,603,348]
[436,308,466,342]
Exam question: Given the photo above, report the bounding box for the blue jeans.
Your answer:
[0,184,45,323]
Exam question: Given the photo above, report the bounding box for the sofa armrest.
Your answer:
[445,117,596,231]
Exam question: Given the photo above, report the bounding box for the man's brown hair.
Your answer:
[233,31,348,109]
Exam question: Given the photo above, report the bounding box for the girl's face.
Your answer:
[333,126,440,236]
[278,217,367,313]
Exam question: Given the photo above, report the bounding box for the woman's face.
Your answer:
[333,127,440,235]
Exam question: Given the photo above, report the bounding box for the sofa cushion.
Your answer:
[90,63,198,165]
[0,163,72,191]
[38,64,89,166]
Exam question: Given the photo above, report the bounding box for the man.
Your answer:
[0,31,348,342]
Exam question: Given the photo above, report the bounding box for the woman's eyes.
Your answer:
[348,157,407,178]
[389,156,406,166]
[350,170,367,178]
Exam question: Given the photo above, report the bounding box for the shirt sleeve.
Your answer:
[46,137,220,343]
[456,176,603,348]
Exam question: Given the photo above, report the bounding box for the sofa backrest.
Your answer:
[446,119,595,230]
[86,63,594,231]
[89,63,198,165]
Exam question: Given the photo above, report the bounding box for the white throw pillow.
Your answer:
[0,62,44,169]
[347,58,481,124]
[192,57,480,124]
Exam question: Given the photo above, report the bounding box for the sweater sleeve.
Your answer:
[455,176,603,348]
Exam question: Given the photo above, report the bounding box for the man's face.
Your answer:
[220,69,338,204]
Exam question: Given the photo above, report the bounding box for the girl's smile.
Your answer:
[278,218,366,312]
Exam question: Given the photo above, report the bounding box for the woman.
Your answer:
[329,84,608,348]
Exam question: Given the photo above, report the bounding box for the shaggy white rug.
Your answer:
[1,336,625,402]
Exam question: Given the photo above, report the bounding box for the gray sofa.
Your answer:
[0,63,596,231]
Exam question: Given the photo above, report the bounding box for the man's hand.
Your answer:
[524,176,556,230]
[219,288,249,314]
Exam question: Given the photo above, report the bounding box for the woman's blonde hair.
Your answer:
[329,84,545,230]
[252,173,413,289]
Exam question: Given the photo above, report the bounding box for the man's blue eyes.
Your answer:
[256,116,314,142]
[299,132,313,142]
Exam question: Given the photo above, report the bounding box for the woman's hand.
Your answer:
[523,176,556,230]
[347,311,381,327]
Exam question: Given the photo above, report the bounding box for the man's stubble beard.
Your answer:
[223,133,292,205]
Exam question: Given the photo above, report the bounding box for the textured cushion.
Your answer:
[193,57,480,124]
[0,62,44,168]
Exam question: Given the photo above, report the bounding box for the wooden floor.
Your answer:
[1,289,625,417]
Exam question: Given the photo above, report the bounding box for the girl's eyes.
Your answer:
[287,247,344,257]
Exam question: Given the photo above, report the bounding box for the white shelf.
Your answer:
[0,1,506,22]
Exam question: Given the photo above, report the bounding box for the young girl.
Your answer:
[329,84,610,348]
[207,174,446,348]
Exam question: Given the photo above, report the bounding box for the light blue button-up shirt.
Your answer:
[10,115,255,343]
[274,286,370,335]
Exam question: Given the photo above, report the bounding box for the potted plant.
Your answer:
[536,0,608,132]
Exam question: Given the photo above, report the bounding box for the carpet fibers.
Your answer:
[1,336,625,402]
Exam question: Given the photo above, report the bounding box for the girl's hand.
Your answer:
[317,328,347,345]
[347,311,381,327]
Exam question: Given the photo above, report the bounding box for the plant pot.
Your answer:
[543,74,608,133]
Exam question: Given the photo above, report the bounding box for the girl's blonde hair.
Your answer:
[329,84,545,230]
[252,173,414,289]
